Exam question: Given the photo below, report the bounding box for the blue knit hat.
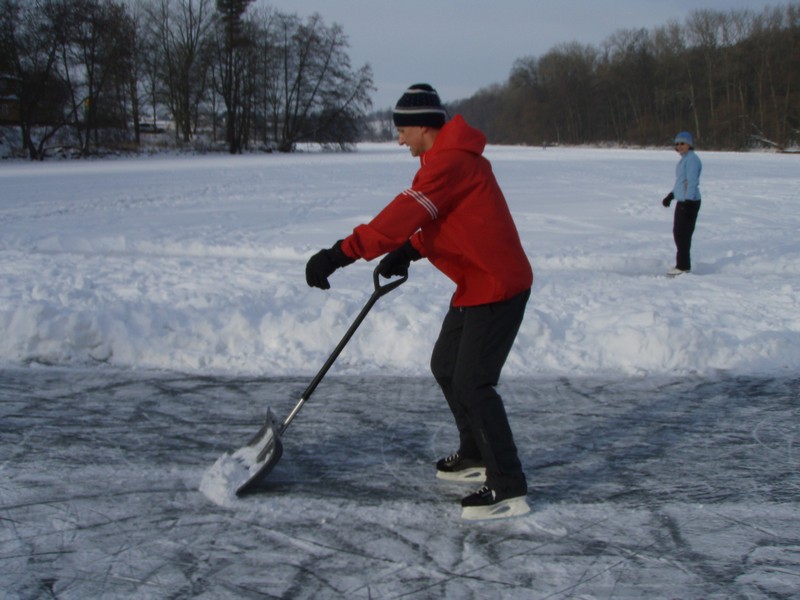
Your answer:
[674,131,694,147]
[393,84,447,128]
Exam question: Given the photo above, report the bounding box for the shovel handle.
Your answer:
[280,265,407,433]
[373,266,408,297]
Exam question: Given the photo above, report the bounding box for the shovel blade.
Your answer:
[232,408,284,496]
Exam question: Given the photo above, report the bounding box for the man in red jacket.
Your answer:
[305,83,533,520]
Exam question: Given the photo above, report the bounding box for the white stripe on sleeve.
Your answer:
[402,188,438,220]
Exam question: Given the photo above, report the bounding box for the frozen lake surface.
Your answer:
[1,144,799,597]
[2,369,798,599]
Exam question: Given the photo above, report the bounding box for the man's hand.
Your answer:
[305,241,355,289]
[377,241,421,278]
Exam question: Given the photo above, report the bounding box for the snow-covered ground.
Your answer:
[1,144,799,598]
[1,144,798,377]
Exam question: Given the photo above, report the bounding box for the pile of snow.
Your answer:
[1,144,798,378]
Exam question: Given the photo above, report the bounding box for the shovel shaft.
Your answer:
[279,267,407,434]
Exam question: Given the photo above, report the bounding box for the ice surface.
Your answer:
[2,370,799,598]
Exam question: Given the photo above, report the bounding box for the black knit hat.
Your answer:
[393,83,447,128]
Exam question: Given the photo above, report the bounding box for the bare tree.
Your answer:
[0,0,73,159]
[598,28,658,143]
[265,12,372,152]
[212,0,255,153]
[149,0,214,143]
[536,42,597,144]
[650,21,688,138]
[122,0,151,145]
[55,0,134,155]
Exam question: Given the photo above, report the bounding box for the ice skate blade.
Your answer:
[666,268,689,278]
[461,496,530,521]
[436,467,486,483]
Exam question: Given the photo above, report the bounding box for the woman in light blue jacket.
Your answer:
[662,131,702,275]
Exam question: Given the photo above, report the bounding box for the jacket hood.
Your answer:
[423,115,486,161]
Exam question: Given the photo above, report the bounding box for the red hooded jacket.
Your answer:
[341,115,533,307]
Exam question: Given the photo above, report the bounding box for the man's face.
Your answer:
[397,126,427,157]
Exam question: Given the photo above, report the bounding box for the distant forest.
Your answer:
[1,1,798,159]
[450,3,799,151]
[0,0,374,159]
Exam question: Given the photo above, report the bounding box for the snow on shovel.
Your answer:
[209,266,407,498]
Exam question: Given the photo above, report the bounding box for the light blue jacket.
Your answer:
[673,150,702,201]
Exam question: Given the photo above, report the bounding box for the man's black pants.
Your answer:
[430,288,530,495]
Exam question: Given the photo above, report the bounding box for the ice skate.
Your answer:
[461,485,530,521]
[436,451,486,483]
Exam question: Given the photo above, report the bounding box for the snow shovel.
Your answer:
[230,266,407,496]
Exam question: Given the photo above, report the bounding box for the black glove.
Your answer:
[305,240,356,289]
[377,241,422,278]
[662,192,674,207]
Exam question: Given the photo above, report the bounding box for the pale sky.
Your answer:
[261,0,789,110]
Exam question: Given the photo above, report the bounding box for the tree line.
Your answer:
[3,2,797,159]
[0,0,374,159]
[452,3,799,150]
